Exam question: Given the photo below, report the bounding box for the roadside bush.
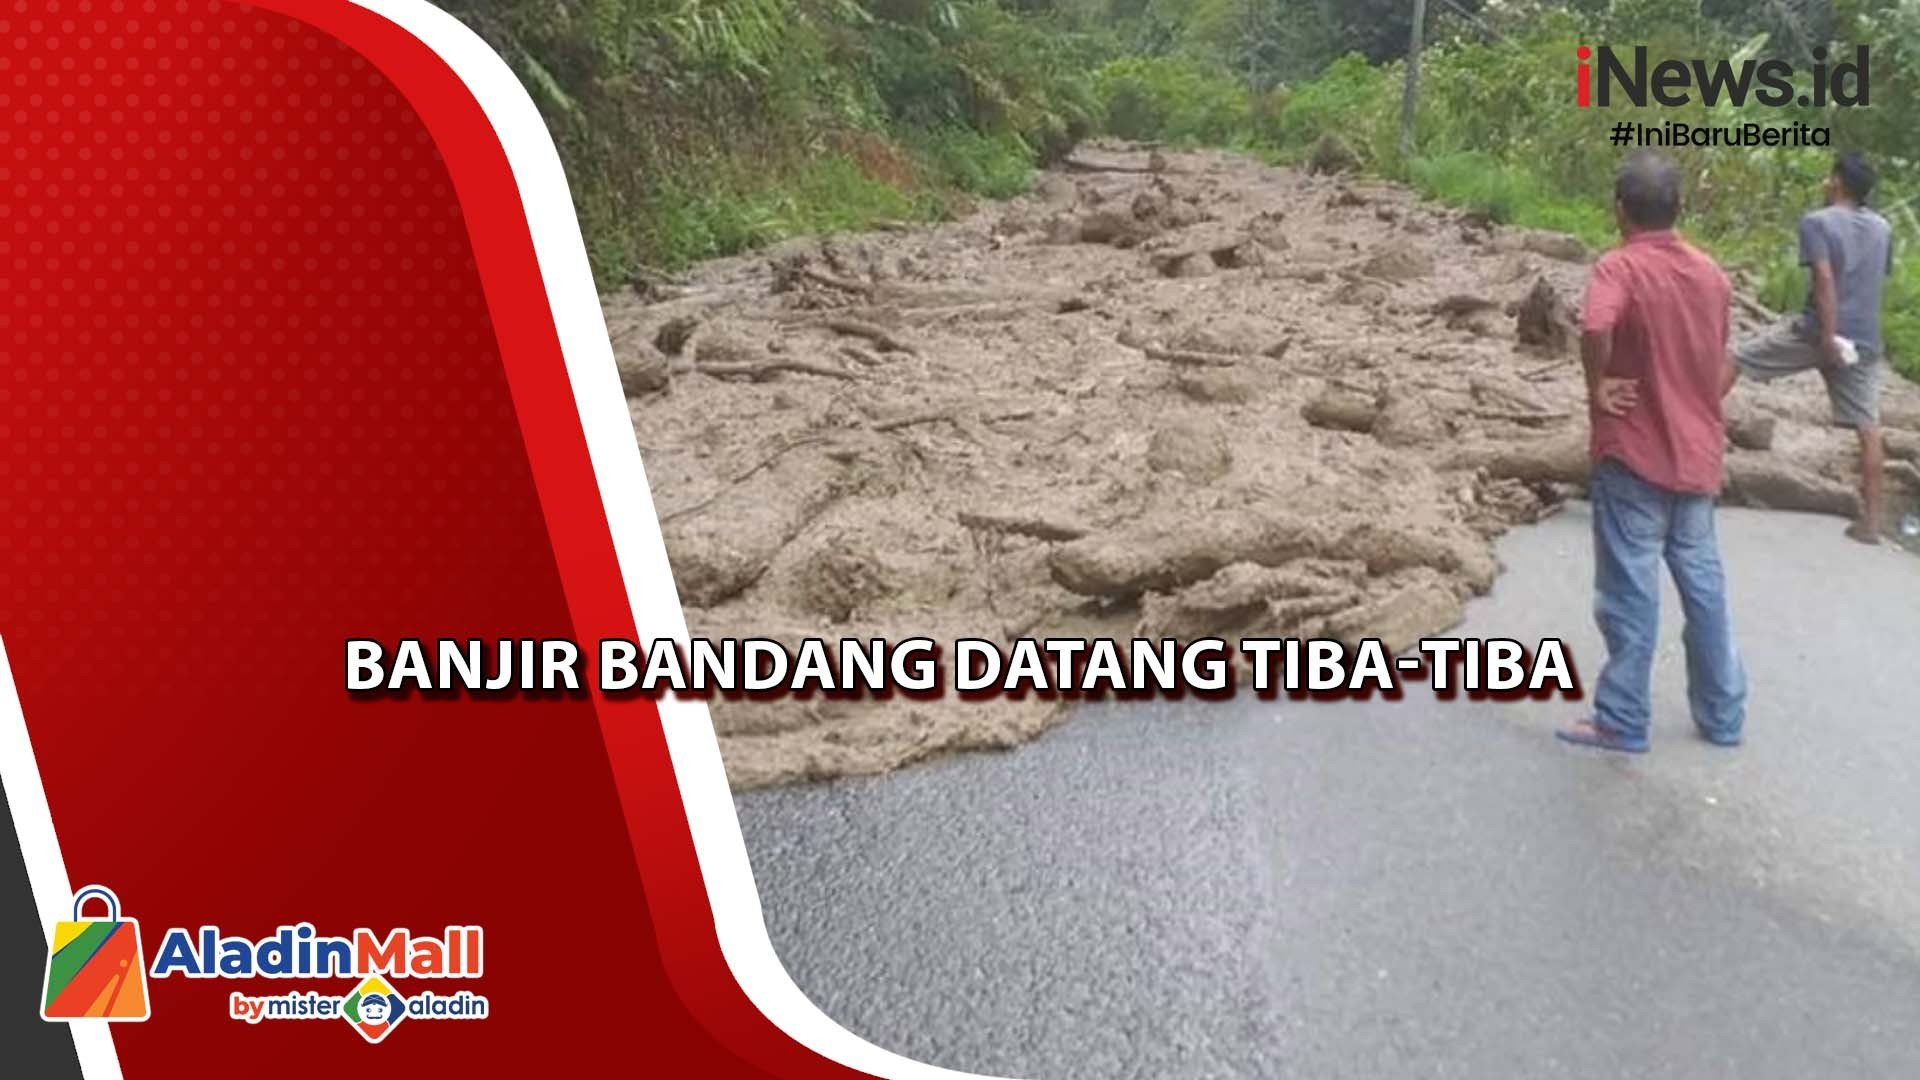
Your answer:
[1092,55,1251,144]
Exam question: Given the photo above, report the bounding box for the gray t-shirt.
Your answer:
[1797,203,1893,349]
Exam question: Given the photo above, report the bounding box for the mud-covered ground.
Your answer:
[603,143,1920,789]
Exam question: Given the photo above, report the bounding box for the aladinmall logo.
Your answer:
[1575,44,1870,108]
[151,918,491,1043]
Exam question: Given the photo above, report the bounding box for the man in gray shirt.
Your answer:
[1735,152,1895,544]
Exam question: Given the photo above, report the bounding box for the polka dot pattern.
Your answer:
[0,5,667,1070]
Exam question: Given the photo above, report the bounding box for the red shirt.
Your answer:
[1580,230,1730,495]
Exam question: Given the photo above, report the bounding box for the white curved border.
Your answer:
[349,3,1013,1078]
[0,638,124,1078]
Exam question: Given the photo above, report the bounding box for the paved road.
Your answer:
[736,504,1920,1080]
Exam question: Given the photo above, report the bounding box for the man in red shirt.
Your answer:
[1556,152,1747,753]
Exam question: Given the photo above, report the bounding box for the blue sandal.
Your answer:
[1555,720,1650,754]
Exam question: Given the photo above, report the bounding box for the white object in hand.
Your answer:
[1833,335,1859,367]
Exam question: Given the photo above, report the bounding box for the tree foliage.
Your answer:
[451,0,1920,378]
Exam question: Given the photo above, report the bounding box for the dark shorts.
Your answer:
[1734,321,1883,429]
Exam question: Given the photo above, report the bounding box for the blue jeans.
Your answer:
[1590,459,1747,744]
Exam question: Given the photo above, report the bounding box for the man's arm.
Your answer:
[1580,255,1637,418]
[1582,328,1637,417]
[1720,278,1737,398]
[1800,215,1843,366]
[1810,258,1842,366]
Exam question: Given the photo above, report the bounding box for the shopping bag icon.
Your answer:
[42,885,150,1021]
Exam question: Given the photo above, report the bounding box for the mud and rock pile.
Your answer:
[603,143,1920,788]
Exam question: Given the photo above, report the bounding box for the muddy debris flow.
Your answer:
[605,144,1920,789]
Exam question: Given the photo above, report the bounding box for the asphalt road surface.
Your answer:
[736,504,1920,1080]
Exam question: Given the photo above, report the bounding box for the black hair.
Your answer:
[1614,151,1681,230]
[1833,152,1875,202]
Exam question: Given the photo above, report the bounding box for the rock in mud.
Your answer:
[1726,410,1776,451]
[1464,476,1556,537]
[1136,560,1363,639]
[1077,207,1161,248]
[1307,133,1360,175]
[1323,568,1466,653]
[1247,210,1288,250]
[1034,174,1078,209]
[653,315,700,356]
[1132,189,1170,221]
[1516,277,1575,352]
[615,343,672,397]
[694,326,763,368]
[786,540,892,623]
[663,451,853,607]
[1207,236,1266,270]
[1303,387,1380,433]
[1147,420,1233,481]
[1149,250,1215,278]
[1044,213,1083,244]
[1372,390,1448,448]
[1174,316,1274,357]
[1521,230,1589,262]
[1332,279,1390,307]
[1494,253,1538,283]
[1433,294,1501,319]
[1176,370,1257,404]
[1149,227,1265,276]
[1361,246,1435,282]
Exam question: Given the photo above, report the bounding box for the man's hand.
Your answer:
[1596,377,1639,417]
[1819,334,1846,371]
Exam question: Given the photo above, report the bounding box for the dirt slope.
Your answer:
[603,143,1920,789]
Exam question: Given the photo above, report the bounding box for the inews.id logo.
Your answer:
[1575,44,1869,108]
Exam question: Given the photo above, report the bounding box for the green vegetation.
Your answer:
[452,0,1919,377]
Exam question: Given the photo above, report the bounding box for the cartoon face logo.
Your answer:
[342,975,404,1044]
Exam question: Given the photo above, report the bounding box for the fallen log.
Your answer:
[1473,409,1571,425]
[1061,156,1153,174]
[696,359,859,382]
[1048,511,1494,601]
[957,511,1088,543]
[1470,430,1590,485]
[1134,560,1362,639]
[826,317,919,355]
[1723,456,1858,518]
[840,345,887,367]
[1049,514,1326,600]
[800,266,876,296]
[872,406,1040,433]
[1144,344,1240,368]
